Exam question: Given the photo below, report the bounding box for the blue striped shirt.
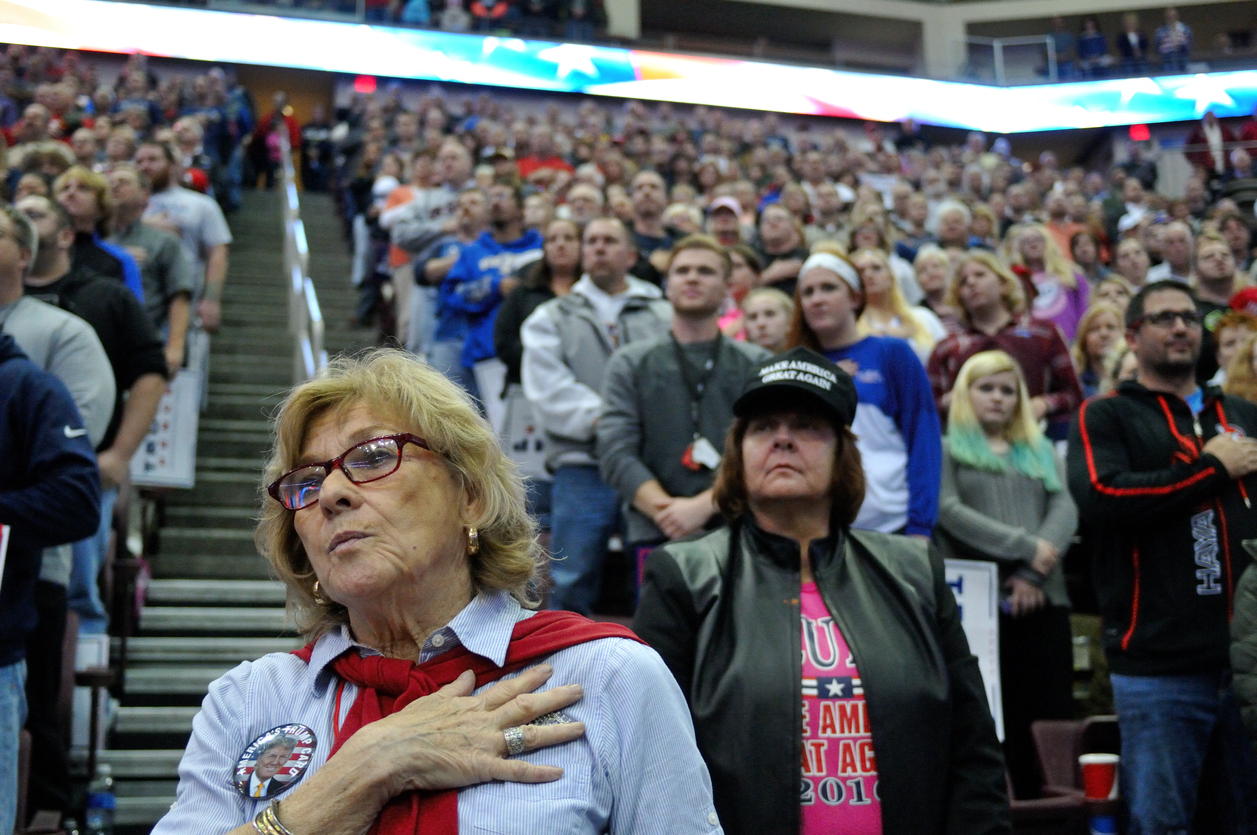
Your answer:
[153,591,723,834]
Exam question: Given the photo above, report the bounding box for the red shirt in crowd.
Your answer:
[517,155,574,180]
[927,315,1084,421]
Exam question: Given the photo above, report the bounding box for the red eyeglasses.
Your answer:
[266,433,430,510]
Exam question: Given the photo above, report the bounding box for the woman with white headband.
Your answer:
[787,249,943,538]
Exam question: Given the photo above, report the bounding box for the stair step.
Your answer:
[116,706,200,735]
[126,664,238,694]
[149,554,274,580]
[208,382,286,396]
[201,398,284,421]
[120,636,299,663]
[145,579,286,606]
[140,606,293,634]
[100,749,184,779]
[161,470,263,506]
[200,418,274,434]
[164,505,257,528]
[116,788,177,827]
[160,526,259,557]
[196,457,266,472]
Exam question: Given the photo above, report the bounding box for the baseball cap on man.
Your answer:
[709,196,742,216]
[733,347,858,428]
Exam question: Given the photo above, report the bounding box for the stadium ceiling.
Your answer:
[3,0,1256,133]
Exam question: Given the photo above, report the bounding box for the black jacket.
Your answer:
[25,265,167,450]
[634,519,1010,835]
[1067,382,1257,677]
[494,270,556,388]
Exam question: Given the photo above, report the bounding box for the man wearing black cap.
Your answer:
[635,346,1009,835]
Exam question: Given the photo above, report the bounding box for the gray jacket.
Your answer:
[521,276,671,470]
[935,439,1077,608]
[597,334,769,542]
[0,296,116,586]
[0,296,116,448]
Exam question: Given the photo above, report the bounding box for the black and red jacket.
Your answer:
[1067,381,1257,677]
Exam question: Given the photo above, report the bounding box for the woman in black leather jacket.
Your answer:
[634,347,1010,835]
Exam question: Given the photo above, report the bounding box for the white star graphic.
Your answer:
[1115,76,1162,108]
[536,44,600,80]
[825,679,846,697]
[481,36,528,58]
[1171,74,1236,115]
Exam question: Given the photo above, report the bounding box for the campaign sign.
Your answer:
[234,724,317,799]
[130,330,208,489]
[944,559,1004,741]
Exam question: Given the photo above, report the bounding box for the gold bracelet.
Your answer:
[253,802,296,835]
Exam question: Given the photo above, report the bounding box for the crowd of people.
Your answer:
[0,45,237,832]
[1043,6,1202,78]
[321,81,1257,831]
[6,37,1257,834]
[200,0,610,40]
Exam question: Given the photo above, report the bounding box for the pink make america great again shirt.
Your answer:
[800,581,882,835]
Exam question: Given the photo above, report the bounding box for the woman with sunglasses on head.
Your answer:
[151,349,723,835]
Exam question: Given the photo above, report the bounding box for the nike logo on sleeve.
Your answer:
[64,426,88,438]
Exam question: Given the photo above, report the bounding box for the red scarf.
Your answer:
[292,611,642,834]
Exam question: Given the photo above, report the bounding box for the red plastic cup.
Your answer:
[1079,753,1120,800]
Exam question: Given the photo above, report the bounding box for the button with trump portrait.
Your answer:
[234,724,317,799]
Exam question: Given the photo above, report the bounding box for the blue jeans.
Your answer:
[526,477,553,531]
[427,339,479,403]
[547,465,620,615]
[406,285,439,357]
[68,486,117,634]
[0,660,28,834]
[1111,670,1257,835]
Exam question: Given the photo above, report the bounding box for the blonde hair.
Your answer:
[947,350,1061,490]
[53,165,115,236]
[913,244,950,272]
[1007,222,1079,290]
[947,250,1028,323]
[743,286,794,317]
[1101,344,1135,393]
[256,349,541,640]
[1071,302,1125,374]
[1224,333,1257,405]
[852,247,930,349]
[810,239,849,259]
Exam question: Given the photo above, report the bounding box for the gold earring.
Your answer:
[312,580,330,605]
[467,527,480,556]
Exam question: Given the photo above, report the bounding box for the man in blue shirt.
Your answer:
[419,187,490,397]
[441,183,543,415]
[0,324,101,833]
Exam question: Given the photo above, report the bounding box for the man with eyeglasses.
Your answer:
[1068,279,1257,834]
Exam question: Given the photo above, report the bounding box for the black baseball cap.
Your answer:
[733,347,858,427]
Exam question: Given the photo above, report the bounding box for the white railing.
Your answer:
[279,133,327,382]
[958,35,1058,86]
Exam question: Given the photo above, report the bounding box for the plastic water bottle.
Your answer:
[84,764,115,835]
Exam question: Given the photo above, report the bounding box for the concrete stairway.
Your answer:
[111,190,372,831]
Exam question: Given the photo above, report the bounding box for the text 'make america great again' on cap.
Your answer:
[759,360,837,391]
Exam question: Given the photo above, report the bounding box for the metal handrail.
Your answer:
[278,133,327,382]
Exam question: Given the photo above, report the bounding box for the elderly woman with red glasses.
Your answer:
[152,349,722,835]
